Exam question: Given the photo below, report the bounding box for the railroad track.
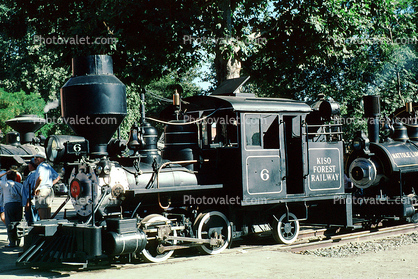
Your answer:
[282,223,418,253]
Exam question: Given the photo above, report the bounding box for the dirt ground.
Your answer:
[0,197,417,279]
[1,239,417,279]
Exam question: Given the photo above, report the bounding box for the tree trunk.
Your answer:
[214,0,241,86]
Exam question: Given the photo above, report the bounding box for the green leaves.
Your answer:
[0,88,45,135]
[0,0,416,143]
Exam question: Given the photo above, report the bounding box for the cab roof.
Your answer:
[183,94,312,114]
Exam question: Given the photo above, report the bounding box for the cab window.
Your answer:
[199,112,238,148]
[245,114,279,149]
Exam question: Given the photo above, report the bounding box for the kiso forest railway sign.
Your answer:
[308,146,343,191]
[311,158,340,182]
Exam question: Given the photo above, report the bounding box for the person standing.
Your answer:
[0,188,4,224]
[0,169,7,224]
[22,159,39,224]
[0,170,23,247]
[33,152,60,219]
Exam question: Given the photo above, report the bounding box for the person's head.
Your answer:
[28,158,37,172]
[34,152,46,165]
[6,170,16,181]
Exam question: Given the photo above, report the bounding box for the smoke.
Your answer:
[43,99,59,113]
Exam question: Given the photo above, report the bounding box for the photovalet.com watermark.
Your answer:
[183,194,267,206]
[183,35,267,46]
[33,35,118,46]
[333,196,417,206]
[47,116,119,126]
[342,36,418,46]
[28,115,119,126]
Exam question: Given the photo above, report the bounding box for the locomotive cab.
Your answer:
[162,77,353,243]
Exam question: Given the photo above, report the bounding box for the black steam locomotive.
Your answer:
[347,96,418,223]
[15,55,417,268]
[0,114,45,170]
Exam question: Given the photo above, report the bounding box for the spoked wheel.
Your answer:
[194,211,232,255]
[139,214,177,263]
[272,212,300,245]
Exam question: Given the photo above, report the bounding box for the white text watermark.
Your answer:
[183,35,267,46]
[33,35,118,46]
[183,195,267,206]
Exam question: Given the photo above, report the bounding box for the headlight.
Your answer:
[351,131,370,152]
[45,135,89,163]
[352,140,362,151]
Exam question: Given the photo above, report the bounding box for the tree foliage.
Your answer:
[245,0,417,139]
[121,69,202,138]
[0,88,45,137]
[0,0,417,142]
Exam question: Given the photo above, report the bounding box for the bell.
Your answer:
[127,124,142,151]
[392,123,409,142]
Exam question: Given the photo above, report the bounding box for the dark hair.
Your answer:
[7,171,16,181]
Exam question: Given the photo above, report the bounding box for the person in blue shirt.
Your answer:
[0,170,23,247]
[33,152,60,219]
[0,169,7,224]
[22,159,39,224]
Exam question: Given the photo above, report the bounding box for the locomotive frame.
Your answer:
[14,55,416,269]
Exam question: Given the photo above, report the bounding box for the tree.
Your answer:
[0,88,46,139]
[0,0,417,142]
[245,0,418,140]
[192,0,269,86]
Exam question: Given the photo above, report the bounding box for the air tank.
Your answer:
[60,55,127,156]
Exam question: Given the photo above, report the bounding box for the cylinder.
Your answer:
[103,230,147,256]
[363,95,380,143]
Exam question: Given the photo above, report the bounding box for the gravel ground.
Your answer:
[301,232,418,257]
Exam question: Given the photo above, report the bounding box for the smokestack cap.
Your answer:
[72,55,113,77]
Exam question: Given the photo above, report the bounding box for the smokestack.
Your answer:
[5,114,46,144]
[363,95,380,143]
[60,55,127,156]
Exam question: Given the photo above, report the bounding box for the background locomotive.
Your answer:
[347,95,418,223]
[0,114,45,170]
[16,55,417,268]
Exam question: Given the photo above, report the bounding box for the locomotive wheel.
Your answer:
[272,212,299,245]
[194,211,232,255]
[139,214,177,263]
